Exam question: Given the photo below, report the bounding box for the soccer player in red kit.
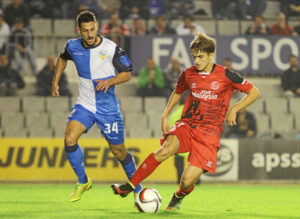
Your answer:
[111,33,260,210]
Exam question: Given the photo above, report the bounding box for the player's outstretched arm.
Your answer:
[52,57,67,97]
[226,86,260,126]
[95,71,131,92]
[161,91,184,134]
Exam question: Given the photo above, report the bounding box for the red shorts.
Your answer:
[161,121,221,173]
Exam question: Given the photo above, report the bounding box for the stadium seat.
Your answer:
[30,18,52,36]
[1,112,24,130]
[55,37,69,54]
[253,113,270,136]
[294,114,300,131]
[50,112,68,137]
[289,98,300,114]
[200,20,217,36]
[194,0,212,17]
[22,96,46,112]
[125,112,148,130]
[217,20,239,35]
[25,112,49,129]
[54,19,76,36]
[29,127,53,137]
[127,126,152,138]
[4,128,28,137]
[119,97,143,113]
[263,1,280,19]
[152,126,163,138]
[270,113,294,133]
[144,97,167,113]
[34,37,55,57]
[240,20,253,34]
[255,83,282,98]
[0,97,21,112]
[247,98,265,113]
[170,19,182,29]
[147,111,163,131]
[46,97,70,112]
[265,98,288,114]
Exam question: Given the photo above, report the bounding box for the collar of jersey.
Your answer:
[197,64,216,75]
[81,34,102,49]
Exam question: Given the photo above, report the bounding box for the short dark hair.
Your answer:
[290,54,298,59]
[76,11,96,28]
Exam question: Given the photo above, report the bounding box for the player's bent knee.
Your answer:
[180,178,194,189]
[64,133,78,146]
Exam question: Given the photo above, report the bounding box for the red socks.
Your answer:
[130,153,161,187]
[176,184,195,198]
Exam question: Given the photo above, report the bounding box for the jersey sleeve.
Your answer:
[225,69,253,93]
[60,43,73,61]
[112,46,133,73]
[175,70,189,93]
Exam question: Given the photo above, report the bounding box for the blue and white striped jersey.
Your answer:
[60,36,132,115]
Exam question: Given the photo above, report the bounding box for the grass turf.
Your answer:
[0,184,300,219]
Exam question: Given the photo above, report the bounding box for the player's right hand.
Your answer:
[161,117,169,134]
[51,84,60,97]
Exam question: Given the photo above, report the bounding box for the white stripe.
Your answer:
[76,77,96,113]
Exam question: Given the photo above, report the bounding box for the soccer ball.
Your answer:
[135,188,162,213]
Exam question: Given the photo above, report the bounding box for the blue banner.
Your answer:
[131,35,300,75]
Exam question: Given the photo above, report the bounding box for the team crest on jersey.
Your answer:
[210,81,220,90]
[99,50,107,60]
[191,83,196,88]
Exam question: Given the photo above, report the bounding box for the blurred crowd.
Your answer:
[0,0,298,104]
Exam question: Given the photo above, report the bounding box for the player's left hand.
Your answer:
[225,108,237,126]
[95,79,111,93]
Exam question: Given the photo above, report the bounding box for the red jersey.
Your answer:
[175,64,253,135]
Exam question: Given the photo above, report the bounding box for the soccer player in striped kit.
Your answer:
[51,11,142,202]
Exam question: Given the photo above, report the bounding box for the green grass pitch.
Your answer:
[1,184,300,219]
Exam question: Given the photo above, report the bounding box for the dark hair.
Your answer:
[290,54,298,59]
[190,33,216,54]
[76,10,96,28]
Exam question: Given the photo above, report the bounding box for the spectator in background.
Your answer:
[0,9,10,54]
[167,0,195,19]
[237,0,267,20]
[9,18,37,75]
[150,15,176,35]
[0,54,24,96]
[100,13,130,37]
[76,0,103,19]
[281,55,300,97]
[176,15,205,35]
[223,57,234,71]
[225,109,257,138]
[119,0,149,19]
[271,13,297,36]
[148,0,165,18]
[36,56,71,96]
[280,0,300,21]
[137,57,165,97]
[98,0,121,19]
[164,57,182,96]
[131,18,148,35]
[245,15,271,35]
[211,0,238,20]
[4,0,30,27]
[293,16,300,35]
[24,0,47,18]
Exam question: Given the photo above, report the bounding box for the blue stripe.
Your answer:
[93,76,121,115]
